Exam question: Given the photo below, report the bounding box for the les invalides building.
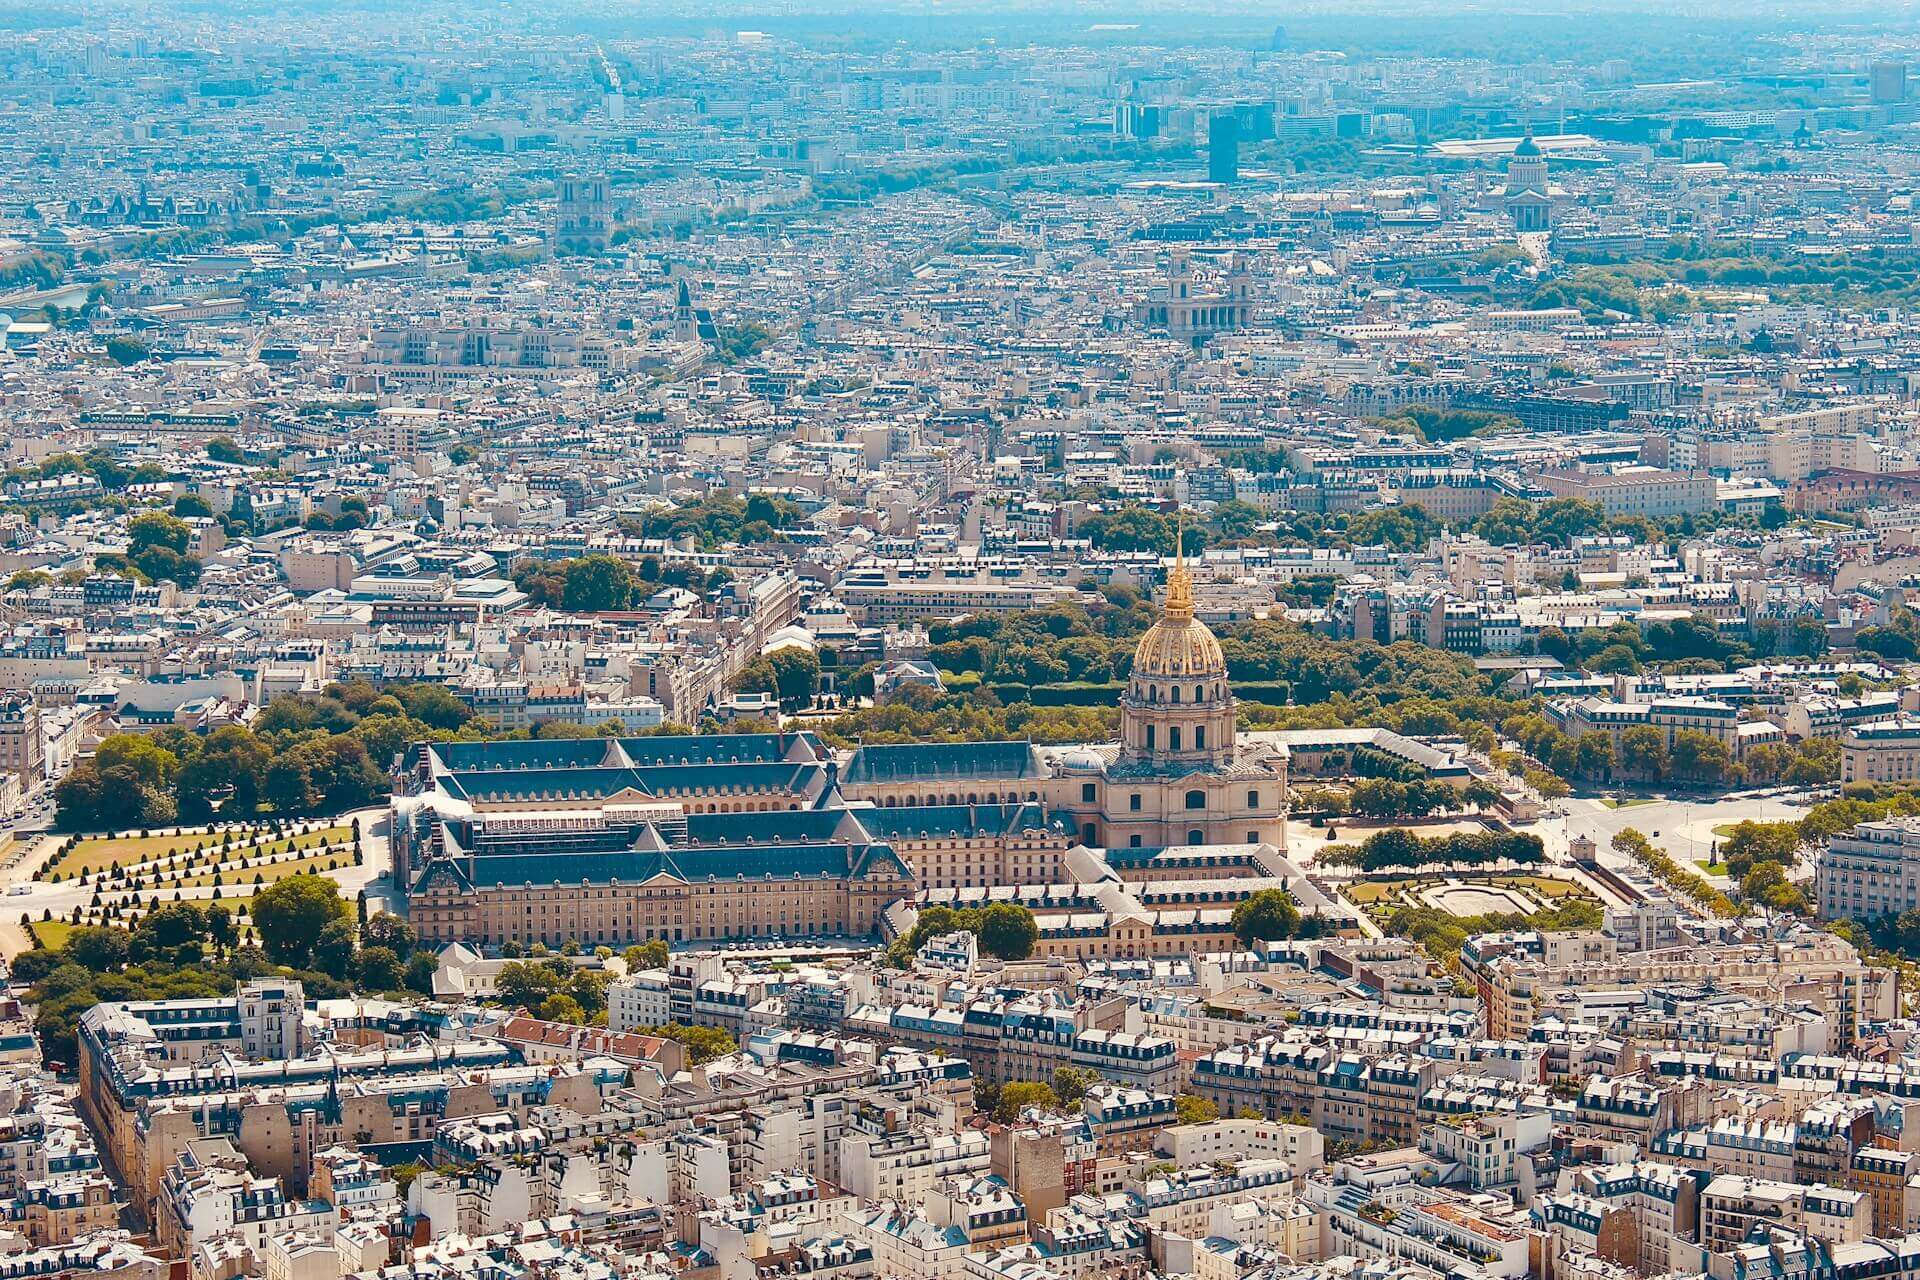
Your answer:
[394,543,1288,950]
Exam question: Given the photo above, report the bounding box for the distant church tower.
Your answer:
[672,278,716,345]
[553,176,611,255]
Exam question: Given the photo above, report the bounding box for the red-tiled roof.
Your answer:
[497,1015,672,1063]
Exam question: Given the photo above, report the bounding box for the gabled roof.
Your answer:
[841,740,1043,785]
[851,842,910,880]
[413,858,473,894]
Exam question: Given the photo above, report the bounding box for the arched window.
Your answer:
[1148,686,1157,703]
[1186,790,1206,809]
[1187,829,1204,845]
[1170,686,1181,704]
[1195,685,1205,703]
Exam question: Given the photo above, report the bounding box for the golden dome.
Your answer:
[1131,548,1226,679]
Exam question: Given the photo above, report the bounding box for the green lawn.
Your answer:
[27,920,73,951]
[1697,860,1729,875]
[81,893,260,930]
[1340,873,1593,918]
[31,894,265,954]
[1500,875,1584,898]
[1712,824,1740,839]
[46,832,214,877]
[45,825,351,881]
[174,849,354,889]
[1343,879,1409,905]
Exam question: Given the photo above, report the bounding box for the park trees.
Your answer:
[130,903,209,966]
[625,939,669,969]
[362,912,416,958]
[62,925,129,970]
[995,1081,1060,1122]
[1175,1094,1220,1125]
[977,902,1040,960]
[252,875,352,968]
[639,1023,737,1065]
[1231,888,1302,946]
[1617,725,1669,781]
[310,918,358,980]
[1347,828,1544,873]
[56,681,482,830]
[562,555,636,612]
[124,511,202,585]
[356,946,405,991]
[1720,821,1802,879]
[1051,1066,1100,1107]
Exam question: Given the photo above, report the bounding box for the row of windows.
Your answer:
[1083,783,1265,810]
[880,791,1042,806]
[1141,684,1225,704]
[1121,830,1254,846]
[1142,725,1209,752]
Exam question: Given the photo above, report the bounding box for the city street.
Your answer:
[1547,786,1826,880]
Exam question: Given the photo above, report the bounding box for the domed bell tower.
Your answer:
[1121,524,1237,771]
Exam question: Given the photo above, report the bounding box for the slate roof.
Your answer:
[683,809,863,846]
[421,731,825,776]
[458,849,680,888]
[440,766,654,805]
[436,760,828,809]
[420,837,912,893]
[631,762,826,795]
[422,737,630,774]
[617,732,824,767]
[414,858,473,894]
[855,803,1064,840]
[840,741,1043,785]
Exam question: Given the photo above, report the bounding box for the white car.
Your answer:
[6,885,30,896]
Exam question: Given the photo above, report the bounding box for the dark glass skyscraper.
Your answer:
[1207,113,1239,184]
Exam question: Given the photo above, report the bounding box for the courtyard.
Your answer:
[1342,873,1591,924]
